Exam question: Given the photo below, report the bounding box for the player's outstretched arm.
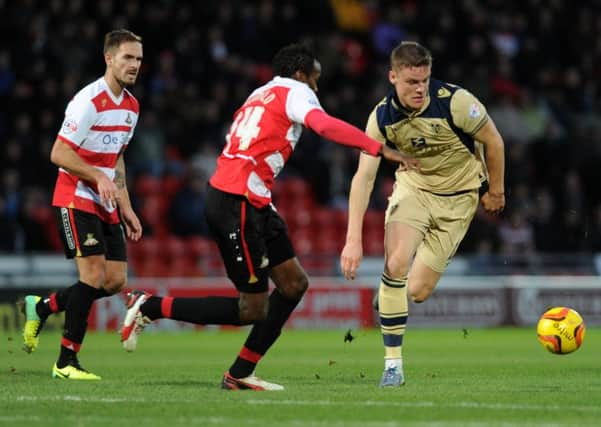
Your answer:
[474,118,505,215]
[380,144,420,170]
[50,138,119,208]
[305,109,418,170]
[340,152,381,280]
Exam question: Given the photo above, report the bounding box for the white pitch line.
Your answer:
[10,395,601,414]
[15,395,195,403]
[249,399,601,413]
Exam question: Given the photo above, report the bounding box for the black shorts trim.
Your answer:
[55,207,127,261]
[423,188,478,197]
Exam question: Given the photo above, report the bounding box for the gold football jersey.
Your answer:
[366,79,488,194]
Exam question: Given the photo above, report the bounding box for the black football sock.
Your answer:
[36,296,55,319]
[94,288,111,299]
[36,286,74,319]
[57,345,77,369]
[37,285,111,318]
[57,281,97,368]
[141,296,241,325]
[229,290,300,378]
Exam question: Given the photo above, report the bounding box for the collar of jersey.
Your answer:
[273,75,308,89]
[101,77,124,105]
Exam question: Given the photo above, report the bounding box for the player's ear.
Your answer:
[104,52,112,66]
[293,70,307,83]
[388,69,397,84]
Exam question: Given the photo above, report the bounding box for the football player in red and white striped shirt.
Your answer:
[121,44,417,390]
[22,29,143,380]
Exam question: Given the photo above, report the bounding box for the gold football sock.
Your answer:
[378,273,408,360]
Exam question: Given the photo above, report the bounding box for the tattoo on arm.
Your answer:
[115,155,126,190]
[114,169,125,189]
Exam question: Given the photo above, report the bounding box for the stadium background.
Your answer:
[1,0,601,331]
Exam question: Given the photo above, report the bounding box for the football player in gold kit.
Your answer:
[340,41,505,386]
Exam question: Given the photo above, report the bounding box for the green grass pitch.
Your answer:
[2,327,599,426]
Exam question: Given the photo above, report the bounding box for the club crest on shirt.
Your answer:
[469,102,481,119]
[125,113,132,124]
[410,136,427,148]
[259,255,269,268]
[62,118,78,134]
[83,233,99,247]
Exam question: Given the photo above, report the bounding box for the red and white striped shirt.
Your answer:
[52,77,139,223]
[210,76,323,208]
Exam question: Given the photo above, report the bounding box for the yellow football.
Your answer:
[537,307,586,355]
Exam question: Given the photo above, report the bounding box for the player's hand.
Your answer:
[380,145,420,171]
[96,174,120,209]
[120,207,143,241]
[481,191,505,215]
[340,241,363,280]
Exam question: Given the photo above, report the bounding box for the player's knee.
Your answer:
[78,257,110,287]
[82,269,106,288]
[409,286,432,303]
[104,273,127,294]
[280,273,308,300]
[239,306,268,324]
[238,297,268,324]
[384,258,411,278]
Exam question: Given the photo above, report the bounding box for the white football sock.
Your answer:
[385,357,402,370]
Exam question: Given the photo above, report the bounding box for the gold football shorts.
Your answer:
[385,180,478,272]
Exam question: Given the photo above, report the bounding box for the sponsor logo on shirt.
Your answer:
[102,134,122,144]
[410,136,427,148]
[62,118,78,134]
[469,103,481,119]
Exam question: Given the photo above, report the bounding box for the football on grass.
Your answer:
[537,307,586,355]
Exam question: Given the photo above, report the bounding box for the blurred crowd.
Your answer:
[2,0,601,257]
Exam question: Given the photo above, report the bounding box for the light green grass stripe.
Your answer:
[8,395,601,414]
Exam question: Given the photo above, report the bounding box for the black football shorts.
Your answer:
[55,207,127,261]
[204,185,295,293]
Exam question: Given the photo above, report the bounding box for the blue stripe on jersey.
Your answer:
[383,334,404,347]
[376,79,475,153]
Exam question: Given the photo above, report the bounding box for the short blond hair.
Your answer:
[390,41,432,69]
